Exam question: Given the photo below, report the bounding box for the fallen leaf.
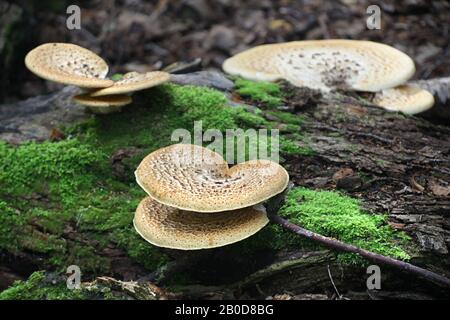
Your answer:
[429,180,450,197]
[332,168,354,182]
[49,128,65,141]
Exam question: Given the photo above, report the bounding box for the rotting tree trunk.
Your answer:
[284,87,450,258]
[0,72,449,299]
[270,214,450,289]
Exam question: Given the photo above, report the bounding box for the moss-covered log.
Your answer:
[0,72,449,299]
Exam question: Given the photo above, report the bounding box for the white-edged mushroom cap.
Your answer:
[223,40,415,92]
[89,71,170,96]
[25,43,114,88]
[135,144,289,213]
[134,197,269,250]
[373,85,435,115]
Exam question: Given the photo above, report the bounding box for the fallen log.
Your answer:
[269,214,450,289]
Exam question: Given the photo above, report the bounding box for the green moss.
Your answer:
[278,188,411,265]
[0,271,127,300]
[0,83,275,277]
[0,139,106,206]
[0,272,86,300]
[0,82,319,285]
[70,84,249,155]
[233,108,268,127]
[111,73,124,81]
[265,110,305,126]
[234,78,283,107]
[280,137,315,156]
[145,83,234,131]
[0,201,23,251]
[0,138,166,273]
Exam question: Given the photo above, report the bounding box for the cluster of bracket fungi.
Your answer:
[23,39,437,248]
[133,144,289,250]
[223,39,435,114]
[25,43,170,114]
[25,40,434,116]
[20,40,450,289]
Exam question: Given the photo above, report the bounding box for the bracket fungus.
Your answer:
[134,197,269,250]
[89,71,170,96]
[72,93,132,114]
[25,43,114,88]
[25,43,170,114]
[135,144,289,213]
[133,144,289,250]
[372,85,435,115]
[223,40,415,92]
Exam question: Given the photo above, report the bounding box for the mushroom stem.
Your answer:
[265,183,450,289]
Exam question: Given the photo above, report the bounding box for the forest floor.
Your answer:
[0,0,449,300]
[2,0,450,102]
[0,73,449,299]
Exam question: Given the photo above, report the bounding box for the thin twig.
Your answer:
[265,185,450,289]
[269,214,450,289]
[327,265,343,299]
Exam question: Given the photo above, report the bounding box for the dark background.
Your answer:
[0,0,449,103]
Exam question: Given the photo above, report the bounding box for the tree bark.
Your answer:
[1,72,449,299]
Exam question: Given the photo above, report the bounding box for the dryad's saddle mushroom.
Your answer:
[133,144,288,250]
[72,94,132,114]
[25,43,171,114]
[223,40,415,92]
[135,144,289,213]
[89,71,170,96]
[25,43,114,88]
[134,197,269,250]
[373,85,435,115]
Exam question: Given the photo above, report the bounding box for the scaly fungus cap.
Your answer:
[223,40,415,92]
[25,43,114,88]
[135,144,289,213]
[373,85,435,115]
[134,197,269,250]
[89,71,170,96]
[72,94,132,114]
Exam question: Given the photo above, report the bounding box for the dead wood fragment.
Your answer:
[269,214,450,289]
[87,276,179,300]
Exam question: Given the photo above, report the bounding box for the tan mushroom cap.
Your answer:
[373,85,435,115]
[89,71,170,96]
[25,43,114,88]
[135,144,289,213]
[134,197,269,250]
[73,94,132,114]
[223,40,415,92]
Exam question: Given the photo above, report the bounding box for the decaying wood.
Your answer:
[86,276,178,300]
[1,72,449,298]
[0,86,87,144]
[270,215,450,289]
[279,82,450,264]
[90,250,335,300]
[264,184,450,290]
